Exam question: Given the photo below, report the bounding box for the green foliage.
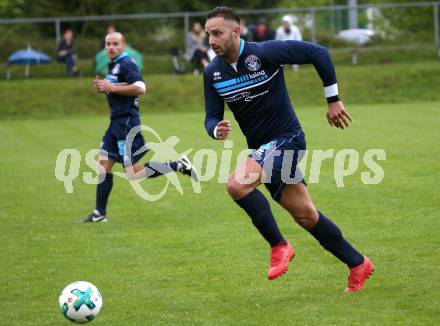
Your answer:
[3,0,285,18]
[0,0,26,18]
[279,0,329,7]
[0,0,283,61]
[1,1,437,61]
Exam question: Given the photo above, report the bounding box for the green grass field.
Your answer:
[0,98,439,324]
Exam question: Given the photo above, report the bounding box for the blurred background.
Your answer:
[1,0,438,77]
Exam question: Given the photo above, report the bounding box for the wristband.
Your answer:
[327,95,340,103]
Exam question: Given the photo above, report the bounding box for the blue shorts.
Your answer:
[100,115,147,165]
[250,131,307,201]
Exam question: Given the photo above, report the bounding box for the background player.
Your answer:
[203,7,373,292]
[83,32,198,223]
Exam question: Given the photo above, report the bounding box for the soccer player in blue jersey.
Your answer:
[203,7,374,292]
[83,32,198,223]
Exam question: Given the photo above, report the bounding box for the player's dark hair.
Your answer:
[206,6,240,24]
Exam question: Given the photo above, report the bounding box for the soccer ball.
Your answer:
[59,281,103,323]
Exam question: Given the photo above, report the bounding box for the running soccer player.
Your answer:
[83,32,198,223]
[203,7,373,292]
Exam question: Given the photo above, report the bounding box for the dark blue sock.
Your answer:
[309,211,364,268]
[235,189,285,247]
[96,173,113,215]
[144,161,178,178]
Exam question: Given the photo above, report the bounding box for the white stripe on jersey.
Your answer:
[219,69,280,97]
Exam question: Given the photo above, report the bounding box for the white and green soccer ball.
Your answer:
[59,281,103,323]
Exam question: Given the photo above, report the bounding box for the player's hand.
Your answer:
[93,75,113,93]
[326,101,352,129]
[216,120,232,140]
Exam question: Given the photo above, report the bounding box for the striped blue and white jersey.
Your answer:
[204,39,338,148]
[105,52,144,118]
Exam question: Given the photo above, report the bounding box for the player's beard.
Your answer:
[222,36,237,60]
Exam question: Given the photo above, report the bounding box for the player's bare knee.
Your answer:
[226,174,250,199]
[226,174,240,197]
[99,160,113,173]
[292,204,318,228]
[124,164,145,180]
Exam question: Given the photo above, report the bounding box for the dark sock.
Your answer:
[235,189,285,247]
[144,161,178,178]
[96,173,113,215]
[309,211,364,268]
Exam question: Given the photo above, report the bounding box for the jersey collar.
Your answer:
[239,38,245,56]
[112,51,128,63]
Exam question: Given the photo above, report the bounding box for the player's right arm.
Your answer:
[204,70,231,140]
[94,77,145,96]
[94,59,146,96]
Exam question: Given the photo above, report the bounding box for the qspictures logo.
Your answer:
[55,124,386,201]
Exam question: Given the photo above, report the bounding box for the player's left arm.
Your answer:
[263,40,352,129]
[94,59,146,96]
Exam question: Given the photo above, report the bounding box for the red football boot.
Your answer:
[345,256,374,292]
[267,241,295,280]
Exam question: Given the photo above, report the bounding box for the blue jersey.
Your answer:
[204,39,338,149]
[105,52,144,117]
